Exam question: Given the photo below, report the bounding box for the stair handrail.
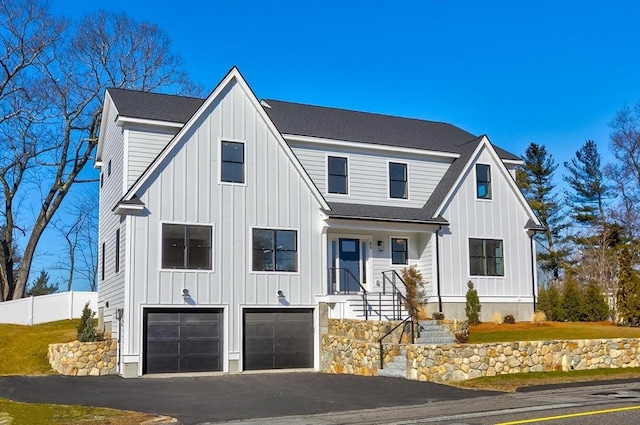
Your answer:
[381,270,420,320]
[377,316,414,370]
[327,267,368,320]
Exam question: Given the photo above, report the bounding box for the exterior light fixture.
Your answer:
[277,290,285,301]
[377,240,384,252]
[182,288,190,299]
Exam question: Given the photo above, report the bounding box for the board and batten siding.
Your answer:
[97,102,127,334]
[289,142,452,208]
[438,147,533,300]
[125,79,325,361]
[126,126,178,187]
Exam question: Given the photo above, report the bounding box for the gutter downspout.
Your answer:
[435,226,443,313]
[528,230,537,310]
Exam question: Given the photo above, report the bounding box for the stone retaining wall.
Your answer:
[48,339,117,376]
[407,339,640,382]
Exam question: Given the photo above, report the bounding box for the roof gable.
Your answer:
[108,88,204,124]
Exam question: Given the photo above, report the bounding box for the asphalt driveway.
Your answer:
[0,372,499,424]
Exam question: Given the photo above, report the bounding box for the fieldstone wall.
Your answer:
[321,319,408,376]
[48,339,117,376]
[407,338,640,382]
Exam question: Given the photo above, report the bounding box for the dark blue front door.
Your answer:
[339,238,360,292]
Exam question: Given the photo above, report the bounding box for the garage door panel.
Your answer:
[144,308,222,374]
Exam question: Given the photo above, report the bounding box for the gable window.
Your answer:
[469,238,504,276]
[391,238,408,265]
[162,224,212,270]
[115,229,120,273]
[327,156,348,194]
[389,162,408,199]
[221,141,245,183]
[253,228,297,272]
[476,164,491,199]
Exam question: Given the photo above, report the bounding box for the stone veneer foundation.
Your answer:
[321,319,640,383]
[48,339,117,376]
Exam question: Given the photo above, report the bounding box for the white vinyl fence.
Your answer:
[0,291,98,325]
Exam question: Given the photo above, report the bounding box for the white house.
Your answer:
[95,67,543,377]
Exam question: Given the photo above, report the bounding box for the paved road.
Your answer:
[0,372,498,424]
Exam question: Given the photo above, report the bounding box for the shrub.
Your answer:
[465,281,481,325]
[454,321,469,343]
[561,275,584,321]
[492,312,503,324]
[583,280,610,322]
[432,312,444,320]
[401,265,424,312]
[616,247,640,326]
[503,314,516,324]
[532,310,547,325]
[77,302,103,342]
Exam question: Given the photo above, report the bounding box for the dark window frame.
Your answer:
[115,229,120,273]
[389,162,408,199]
[252,228,298,272]
[161,224,213,270]
[221,140,245,184]
[469,238,504,276]
[391,237,408,265]
[327,156,348,194]
[476,164,491,199]
[101,242,105,281]
[107,160,112,177]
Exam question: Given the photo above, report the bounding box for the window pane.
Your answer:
[162,224,185,268]
[276,230,296,251]
[391,238,408,265]
[328,157,347,175]
[390,180,407,199]
[328,175,347,194]
[389,163,406,181]
[476,164,490,181]
[340,240,357,252]
[253,229,273,249]
[392,238,406,252]
[222,142,244,163]
[221,162,244,183]
[187,226,212,269]
[470,257,485,275]
[469,239,484,257]
[275,251,297,272]
[392,251,407,265]
[253,248,273,271]
[476,164,491,199]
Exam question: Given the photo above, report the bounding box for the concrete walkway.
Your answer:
[0,372,499,424]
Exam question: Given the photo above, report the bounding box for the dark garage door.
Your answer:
[144,308,222,374]
[244,309,313,370]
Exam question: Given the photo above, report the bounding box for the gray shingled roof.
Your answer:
[108,88,204,124]
[325,202,448,225]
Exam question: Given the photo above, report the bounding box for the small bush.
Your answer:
[503,314,516,324]
[453,319,469,343]
[492,312,503,324]
[532,310,547,325]
[432,312,445,320]
[77,302,103,342]
[465,281,481,325]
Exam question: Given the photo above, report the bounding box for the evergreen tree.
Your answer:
[536,285,550,315]
[26,270,58,296]
[518,143,568,279]
[616,248,640,325]
[561,276,584,321]
[563,140,609,227]
[465,281,481,324]
[77,302,102,342]
[583,280,610,321]
[546,284,563,321]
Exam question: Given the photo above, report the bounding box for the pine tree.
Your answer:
[518,143,568,279]
[465,281,481,324]
[561,276,584,321]
[546,284,563,321]
[77,302,102,342]
[583,280,610,321]
[26,270,58,296]
[616,248,640,325]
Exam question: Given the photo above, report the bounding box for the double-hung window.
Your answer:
[328,156,348,194]
[389,162,408,199]
[221,141,245,183]
[253,229,297,272]
[469,238,504,276]
[476,164,491,199]
[391,238,408,265]
[162,224,212,270]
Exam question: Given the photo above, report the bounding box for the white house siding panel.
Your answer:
[127,127,177,187]
[289,143,451,207]
[417,233,434,297]
[125,80,325,364]
[439,147,533,302]
[97,103,127,335]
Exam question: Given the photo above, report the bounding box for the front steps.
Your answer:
[377,320,456,379]
[347,293,409,321]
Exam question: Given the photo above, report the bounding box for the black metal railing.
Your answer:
[328,267,368,320]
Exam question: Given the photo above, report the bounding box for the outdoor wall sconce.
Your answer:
[182,288,190,299]
[377,240,384,252]
[277,290,285,301]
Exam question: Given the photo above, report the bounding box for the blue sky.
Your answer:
[38,0,639,290]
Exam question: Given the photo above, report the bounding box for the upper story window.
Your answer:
[252,228,298,272]
[389,162,408,199]
[162,224,212,270]
[469,238,504,276]
[221,141,245,183]
[476,164,491,199]
[391,238,408,265]
[327,156,348,194]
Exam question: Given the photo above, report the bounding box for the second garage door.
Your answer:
[243,309,313,370]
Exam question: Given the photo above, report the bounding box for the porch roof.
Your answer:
[325,202,449,225]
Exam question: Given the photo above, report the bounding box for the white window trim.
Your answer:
[389,236,410,266]
[218,138,247,186]
[249,225,300,275]
[325,154,351,196]
[158,220,215,272]
[475,163,493,201]
[387,160,410,201]
[467,236,506,279]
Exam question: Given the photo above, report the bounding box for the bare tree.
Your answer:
[0,1,199,300]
